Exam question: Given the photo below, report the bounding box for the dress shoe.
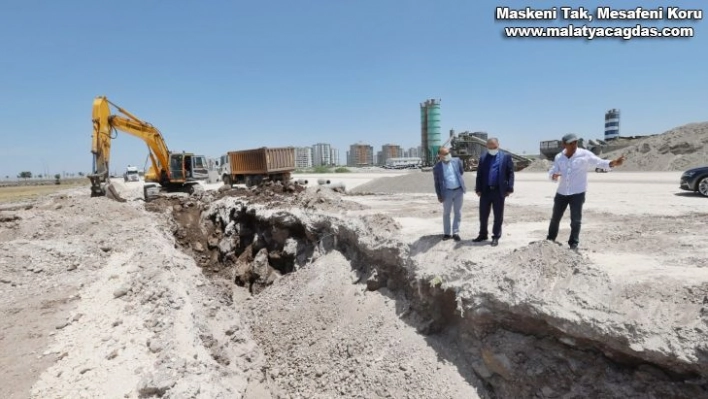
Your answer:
[472,236,488,242]
[442,234,452,240]
[453,234,461,242]
[491,238,499,246]
[569,243,578,250]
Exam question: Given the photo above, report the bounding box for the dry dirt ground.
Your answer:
[0,181,86,203]
[1,171,707,398]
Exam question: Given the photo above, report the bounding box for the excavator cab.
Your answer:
[169,153,186,182]
[168,153,209,183]
[191,155,208,180]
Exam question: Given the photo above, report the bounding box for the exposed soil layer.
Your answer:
[153,191,708,399]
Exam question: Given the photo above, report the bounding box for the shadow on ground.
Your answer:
[409,234,443,256]
[673,191,706,198]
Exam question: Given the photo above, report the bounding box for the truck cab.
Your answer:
[123,165,140,182]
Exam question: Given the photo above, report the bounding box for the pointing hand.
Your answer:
[610,155,626,168]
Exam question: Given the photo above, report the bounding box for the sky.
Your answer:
[0,0,706,177]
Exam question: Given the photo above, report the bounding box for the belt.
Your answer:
[487,185,497,190]
[447,187,461,190]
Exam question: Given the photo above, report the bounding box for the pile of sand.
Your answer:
[521,158,552,172]
[350,172,436,195]
[602,122,708,171]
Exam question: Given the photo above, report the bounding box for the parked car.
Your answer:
[679,166,708,197]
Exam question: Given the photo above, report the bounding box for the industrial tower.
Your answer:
[604,109,620,140]
[420,99,442,165]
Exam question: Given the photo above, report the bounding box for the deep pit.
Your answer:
[145,187,708,399]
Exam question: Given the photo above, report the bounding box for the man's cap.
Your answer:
[562,133,579,143]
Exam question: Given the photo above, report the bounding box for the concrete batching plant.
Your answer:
[420,99,442,166]
[449,129,532,171]
[539,108,638,161]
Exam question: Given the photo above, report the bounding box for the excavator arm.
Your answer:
[89,96,173,197]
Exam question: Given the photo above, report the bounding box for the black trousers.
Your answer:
[547,192,586,246]
[479,189,505,239]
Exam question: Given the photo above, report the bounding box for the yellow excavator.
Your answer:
[88,96,208,201]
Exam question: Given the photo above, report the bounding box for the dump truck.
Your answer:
[220,147,296,187]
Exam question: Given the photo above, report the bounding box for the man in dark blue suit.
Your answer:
[473,138,515,246]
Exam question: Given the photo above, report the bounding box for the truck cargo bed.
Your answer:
[227,147,295,175]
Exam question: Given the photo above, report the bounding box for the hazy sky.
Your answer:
[1,0,706,177]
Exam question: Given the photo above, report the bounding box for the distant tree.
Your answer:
[55,174,61,185]
[37,174,43,179]
[4,175,8,180]
[78,172,84,177]
[18,171,32,180]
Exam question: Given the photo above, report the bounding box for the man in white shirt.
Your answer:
[546,133,625,249]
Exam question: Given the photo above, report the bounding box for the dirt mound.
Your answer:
[0,193,263,399]
[210,182,368,213]
[216,180,306,197]
[603,122,708,171]
[245,251,481,398]
[294,186,369,212]
[520,158,552,172]
[350,172,436,194]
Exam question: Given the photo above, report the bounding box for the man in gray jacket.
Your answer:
[433,147,466,241]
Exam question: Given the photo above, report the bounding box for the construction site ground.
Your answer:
[1,170,707,399]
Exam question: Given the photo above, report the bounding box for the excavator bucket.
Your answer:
[104,183,127,202]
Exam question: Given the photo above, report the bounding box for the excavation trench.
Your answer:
[149,193,708,399]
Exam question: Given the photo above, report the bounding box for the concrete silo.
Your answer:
[604,109,620,140]
[420,99,442,165]
[420,106,428,165]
